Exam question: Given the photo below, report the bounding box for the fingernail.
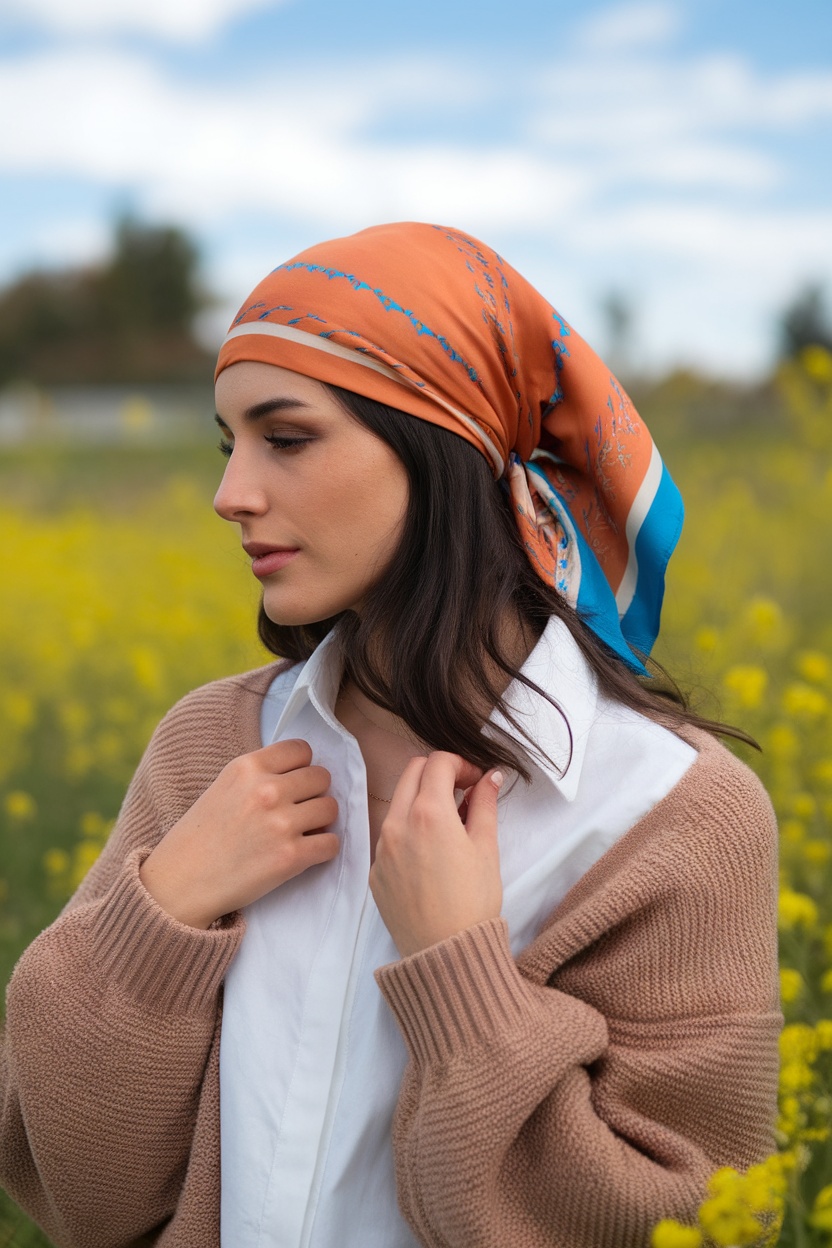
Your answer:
[490,770,504,790]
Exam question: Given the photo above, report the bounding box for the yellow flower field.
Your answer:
[1,351,831,1245]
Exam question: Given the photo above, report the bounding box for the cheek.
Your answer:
[322,451,407,555]
[354,472,408,557]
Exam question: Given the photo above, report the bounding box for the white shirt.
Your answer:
[219,615,696,1247]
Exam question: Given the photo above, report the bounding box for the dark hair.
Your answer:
[258,385,751,785]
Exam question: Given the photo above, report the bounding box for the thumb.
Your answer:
[462,769,504,841]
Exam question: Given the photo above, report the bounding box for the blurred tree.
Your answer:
[778,283,832,359]
[0,217,215,386]
[98,218,205,334]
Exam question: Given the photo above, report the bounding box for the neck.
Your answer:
[337,608,541,733]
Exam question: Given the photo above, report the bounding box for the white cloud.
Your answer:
[1,29,830,377]
[0,48,585,234]
[627,143,779,191]
[532,52,832,160]
[525,46,832,209]
[576,1,683,50]
[572,202,832,276]
[1,0,284,43]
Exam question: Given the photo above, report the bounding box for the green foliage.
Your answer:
[779,285,832,361]
[0,1202,53,1247]
[0,216,214,386]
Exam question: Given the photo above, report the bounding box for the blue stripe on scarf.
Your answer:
[619,464,685,658]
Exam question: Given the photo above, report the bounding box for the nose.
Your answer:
[213,450,269,523]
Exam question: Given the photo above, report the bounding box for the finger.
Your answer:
[297,831,340,867]
[463,770,504,841]
[386,755,429,820]
[280,764,333,804]
[418,752,484,804]
[258,738,314,773]
[294,795,339,834]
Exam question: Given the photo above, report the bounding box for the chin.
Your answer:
[261,589,356,627]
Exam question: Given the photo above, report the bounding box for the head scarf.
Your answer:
[215,222,683,673]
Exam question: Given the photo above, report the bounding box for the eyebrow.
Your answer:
[214,397,316,430]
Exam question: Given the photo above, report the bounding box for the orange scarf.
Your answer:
[216,223,683,670]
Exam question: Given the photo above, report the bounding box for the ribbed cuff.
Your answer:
[374,918,542,1066]
[88,848,245,1014]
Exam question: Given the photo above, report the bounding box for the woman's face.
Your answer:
[214,361,409,625]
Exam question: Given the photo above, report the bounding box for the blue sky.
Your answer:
[0,0,830,377]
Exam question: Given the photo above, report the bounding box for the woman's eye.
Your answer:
[216,435,311,458]
[264,435,313,451]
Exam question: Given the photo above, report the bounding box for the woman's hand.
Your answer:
[139,739,339,929]
[369,753,504,958]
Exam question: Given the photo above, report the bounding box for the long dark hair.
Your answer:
[258,385,750,785]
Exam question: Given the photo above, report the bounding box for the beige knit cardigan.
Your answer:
[1,661,782,1248]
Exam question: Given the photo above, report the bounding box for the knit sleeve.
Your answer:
[374,741,782,1248]
[0,685,252,1248]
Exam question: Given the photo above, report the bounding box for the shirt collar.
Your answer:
[485,614,597,801]
[271,614,597,804]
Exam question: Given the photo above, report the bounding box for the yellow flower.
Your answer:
[780,818,805,845]
[706,1167,743,1199]
[777,1094,803,1140]
[796,650,831,684]
[780,1023,818,1063]
[767,723,799,761]
[80,810,108,839]
[744,596,786,648]
[651,1222,703,1248]
[813,758,832,788]
[778,888,819,931]
[4,790,37,821]
[791,792,817,819]
[2,690,35,729]
[821,969,832,994]
[779,968,805,1003]
[816,1020,832,1051]
[698,1195,763,1247]
[694,627,719,654]
[782,682,828,720]
[802,344,832,382]
[744,1156,789,1206]
[130,645,163,695]
[69,839,103,890]
[810,1183,832,1231]
[779,1060,814,1094]
[43,848,70,876]
[803,839,831,866]
[723,665,768,710]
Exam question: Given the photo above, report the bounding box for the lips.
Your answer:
[242,542,299,558]
[242,541,301,579]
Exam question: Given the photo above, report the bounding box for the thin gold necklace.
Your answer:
[339,685,428,803]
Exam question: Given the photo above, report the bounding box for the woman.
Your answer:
[1,223,781,1248]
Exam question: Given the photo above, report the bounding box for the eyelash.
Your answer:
[216,435,312,459]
